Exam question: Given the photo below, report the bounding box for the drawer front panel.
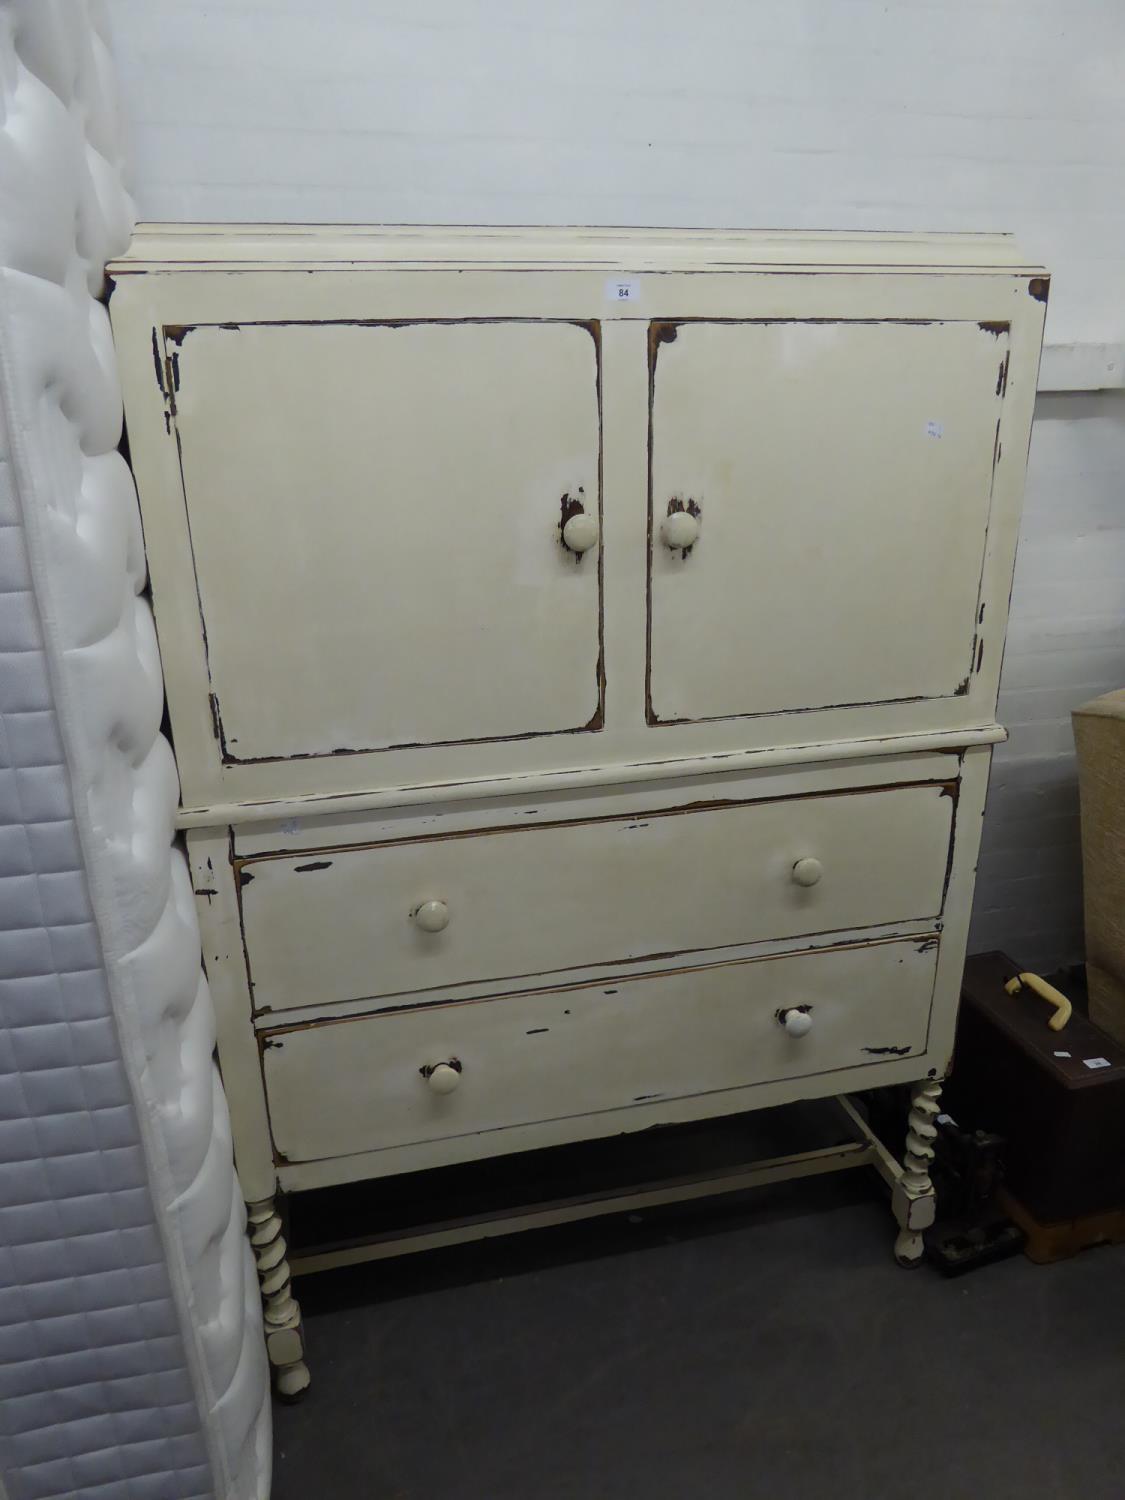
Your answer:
[240,782,954,1014]
[262,936,939,1164]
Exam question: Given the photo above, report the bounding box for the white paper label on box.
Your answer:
[606,278,640,304]
[1083,1056,1111,1070]
[1053,1050,1072,1058]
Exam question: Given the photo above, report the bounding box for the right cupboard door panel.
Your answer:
[647,319,1009,726]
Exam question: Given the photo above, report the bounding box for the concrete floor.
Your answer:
[271,1169,1125,1499]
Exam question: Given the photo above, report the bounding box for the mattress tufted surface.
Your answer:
[0,4,269,1497]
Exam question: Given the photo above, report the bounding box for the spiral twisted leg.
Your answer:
[902,1079,942,1194]
[892,1079,942,1267]
[248,1196,310,1400]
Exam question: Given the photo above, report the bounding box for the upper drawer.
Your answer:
[238,780,954,1015]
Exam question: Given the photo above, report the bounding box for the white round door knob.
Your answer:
[562,513,599,554]
[661,510,701,550]
[791,857,823,888]
[425,1061,462,1095]
[781,1008,813,1039]
[412,899,450,933]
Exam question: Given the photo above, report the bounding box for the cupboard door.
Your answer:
[647,319,1008,725]
[170,319,602,761]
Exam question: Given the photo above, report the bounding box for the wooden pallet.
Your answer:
[1001,1189,1125,1264]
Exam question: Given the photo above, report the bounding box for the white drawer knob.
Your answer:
[562,513,599,553]
[791,857,823,888]
[781,1008,813,1039]
[425,1061,462,1095]
[661,510,701,550]
[412,899,450,933]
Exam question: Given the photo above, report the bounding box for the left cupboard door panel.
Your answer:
[168,319,603,760]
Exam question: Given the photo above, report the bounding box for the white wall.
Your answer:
[106,0,1125,969]
[971,393,1125,968]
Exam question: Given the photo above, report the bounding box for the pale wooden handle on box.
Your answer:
[1003,972,1073,1032]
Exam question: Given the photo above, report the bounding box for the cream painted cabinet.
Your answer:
[109,226,1047,1399]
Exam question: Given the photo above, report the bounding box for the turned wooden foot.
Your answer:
[891,1079,941,1267]
[247,1196,310,1401]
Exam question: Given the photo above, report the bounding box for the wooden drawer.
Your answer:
[239,781,954,1014]
[261,935,939,1164]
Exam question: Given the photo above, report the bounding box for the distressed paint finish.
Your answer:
[115,230,1044,1319]
[228,747,965,856]
[648,319,1009,723]
[175,725,1003,831]
[261,935,940,1166]
[238,780,955,1016]
[185,825,275,1202]
[108,227,1046,816]
[187,750,995,1197]
[170,318,603,760]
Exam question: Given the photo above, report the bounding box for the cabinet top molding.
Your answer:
[110,224,1045,278]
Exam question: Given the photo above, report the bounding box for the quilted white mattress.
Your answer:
[0,4,269,1497]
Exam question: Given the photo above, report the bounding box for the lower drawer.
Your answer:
[261,934,938,1165]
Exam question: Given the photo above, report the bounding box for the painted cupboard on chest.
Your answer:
[109,226,1047,1397]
